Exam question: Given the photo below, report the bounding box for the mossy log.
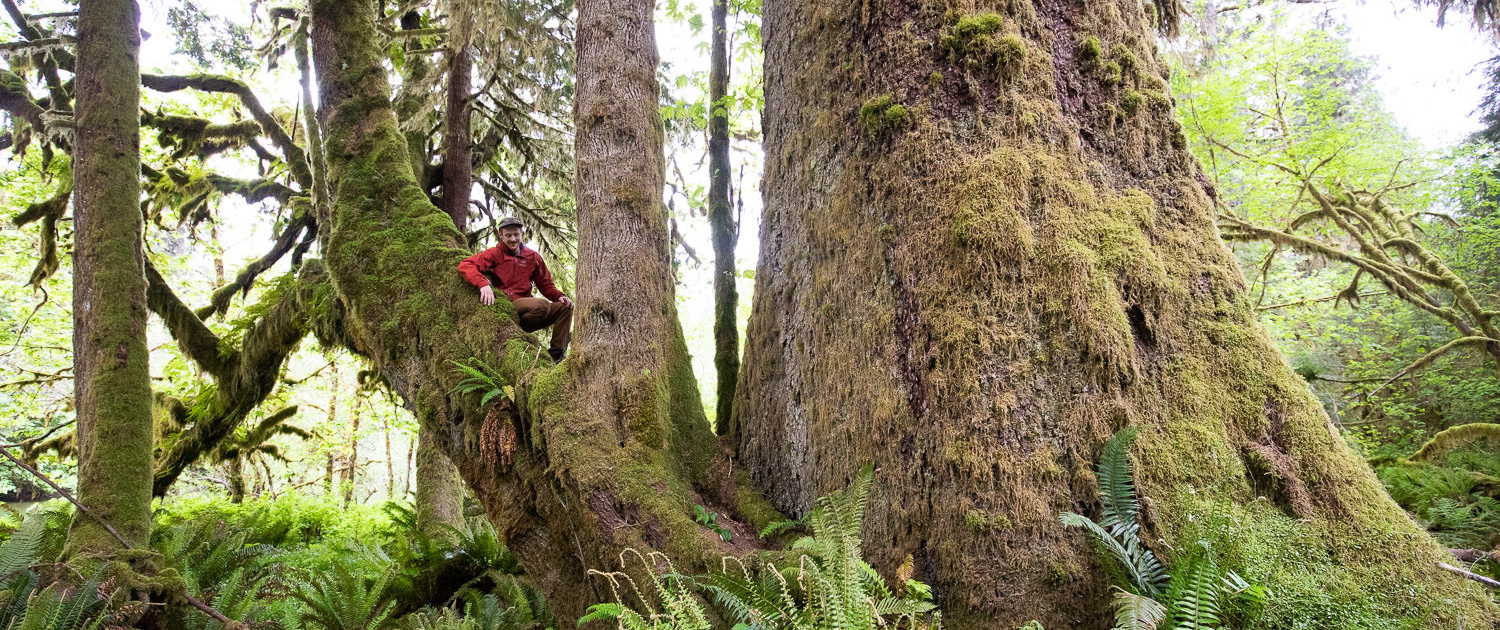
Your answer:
[734,0,1500,627]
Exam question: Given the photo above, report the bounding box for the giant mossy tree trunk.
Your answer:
[308,0,771,618]
[67,0,152,555]
[734,0,1498,627]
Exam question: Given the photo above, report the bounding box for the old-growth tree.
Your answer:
[307,0,770,618]
[732,0,1498,628]
[68,0,153,554]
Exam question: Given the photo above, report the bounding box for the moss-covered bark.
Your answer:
[414,433,467,537]
[735,1,1499,628]
[67,0,152,555]
[708,0,738,435]
[307,0,771,617]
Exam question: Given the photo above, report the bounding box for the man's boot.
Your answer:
[548,348,566,363]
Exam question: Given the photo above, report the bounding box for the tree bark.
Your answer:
[440,0,474,232]
[67,0,152,555]
[226,457,246,503]
[735,1,1498,628]
[308,0,776,618]
[708,0,738,435]
[414,435,466,537]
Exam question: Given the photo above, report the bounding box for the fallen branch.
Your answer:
[0,444,236,626]
[1439,561,1500,590]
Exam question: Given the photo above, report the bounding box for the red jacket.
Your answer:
[457,244,566,302]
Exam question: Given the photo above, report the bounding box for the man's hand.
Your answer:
[558,296,573,307]
[480,286,495,306]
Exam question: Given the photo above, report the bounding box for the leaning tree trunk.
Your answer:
[414,436,466,537]
[734,1,1498,628]
[308,0,776,618]
[67,0,152,555]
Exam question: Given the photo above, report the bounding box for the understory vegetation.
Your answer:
[0,496,550,630]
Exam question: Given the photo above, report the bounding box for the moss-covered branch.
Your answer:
[150,263,323,496]
[144,260,236,380]
[1218,177,1500,381]
[141,109,265,160]
[10,182,69,287]
[140,73,312,187]
[0,69,45,132]
[195,211,315,321]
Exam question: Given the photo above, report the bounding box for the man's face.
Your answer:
[499,226,524,251]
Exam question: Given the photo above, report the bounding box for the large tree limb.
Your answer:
[144,260,236,380]
[150,264,322,496]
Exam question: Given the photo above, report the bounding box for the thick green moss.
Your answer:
[859,94,911,135]
[1078,36,1102,61]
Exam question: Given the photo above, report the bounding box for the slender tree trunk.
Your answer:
[735,2,1499,628]
[209,219,226,286]
[341,396,361,505]
[67,0,152,555]
[226,457,246,503]
[324,361,339,496]
[708,0,738,435]
[308,0,775,617]
[440,0,473,232]
[404,439,413,499]
[384,416,395,499]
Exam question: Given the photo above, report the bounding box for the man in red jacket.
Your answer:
[458,217,574,361]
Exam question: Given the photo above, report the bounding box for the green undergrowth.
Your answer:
[0,496,553,630]
[1371,430,1500,581]
[582,468,942,630]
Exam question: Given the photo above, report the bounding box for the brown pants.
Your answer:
[512,297,572,352]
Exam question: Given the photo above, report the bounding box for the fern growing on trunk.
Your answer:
[1061,430,1268,630]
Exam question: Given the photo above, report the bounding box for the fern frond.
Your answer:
[1060,512,1165,597]
[0,514,47,578]
[1097,428,1140,536]
[1110,588,1166,630]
